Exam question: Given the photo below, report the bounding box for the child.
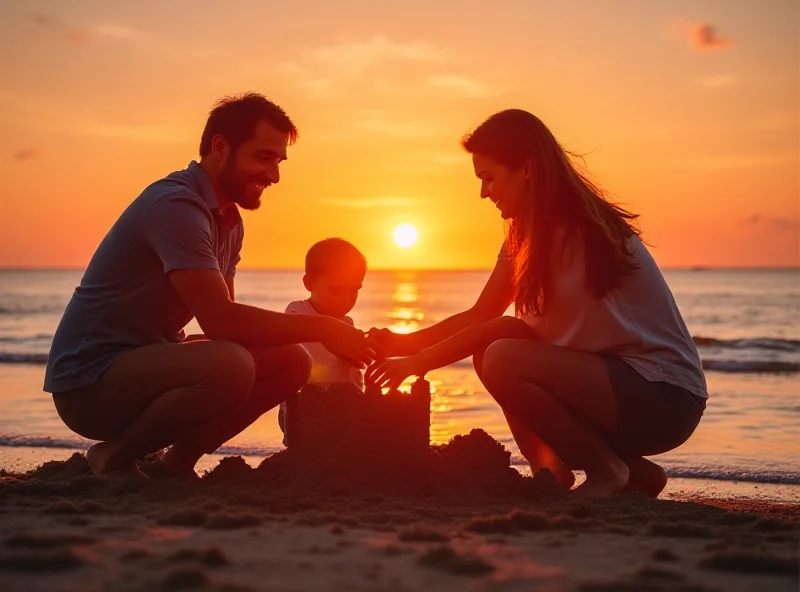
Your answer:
[278,238,368,445]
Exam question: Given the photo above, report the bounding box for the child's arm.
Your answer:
[365,316,538,390]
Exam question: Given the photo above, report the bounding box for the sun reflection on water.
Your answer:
[388,274,423,335]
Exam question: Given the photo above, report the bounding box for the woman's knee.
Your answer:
[481,339,522,391]
[472,349,486,380]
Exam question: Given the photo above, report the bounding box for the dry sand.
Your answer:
[0,430,797,591]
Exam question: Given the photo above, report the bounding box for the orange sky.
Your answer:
[1,0,798,269]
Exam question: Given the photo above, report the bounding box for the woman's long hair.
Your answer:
[462,109,641,317]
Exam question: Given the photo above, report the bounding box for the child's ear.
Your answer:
[302,274,313,291]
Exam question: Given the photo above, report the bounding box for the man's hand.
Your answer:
[323,321,379,368]
[365,327,417,358]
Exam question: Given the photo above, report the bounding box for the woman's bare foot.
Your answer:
[573,456,629,498]
[622,457,668,498]
[86,442,148,481]
[531,466,576,492]
[551,465,577,490]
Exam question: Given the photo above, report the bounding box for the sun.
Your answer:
[393,224,418,248]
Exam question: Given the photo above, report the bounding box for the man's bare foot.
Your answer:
[622,457,668,498]
[573,457,629,498]
[154,447,201,481]
[86,442,148,481]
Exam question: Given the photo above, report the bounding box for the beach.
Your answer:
[1,268,799,589]
[1,431,798,592]
[3,0,799,587]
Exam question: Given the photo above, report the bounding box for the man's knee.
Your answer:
[204,341,257,400]
[282,344,312,390]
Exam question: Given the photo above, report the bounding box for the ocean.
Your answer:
[0,268,798,501]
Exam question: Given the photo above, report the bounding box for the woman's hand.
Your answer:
[365,355,426,391]
[365,328,418,358]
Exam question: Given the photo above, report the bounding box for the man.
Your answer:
[44,93,376,480]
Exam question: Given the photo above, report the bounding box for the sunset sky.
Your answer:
[1,0,797,269]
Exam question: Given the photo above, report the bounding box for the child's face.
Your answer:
[305,264,365,318]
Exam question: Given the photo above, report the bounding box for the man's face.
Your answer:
[218,120,290,210]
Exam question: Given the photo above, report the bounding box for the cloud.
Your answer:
[751,112,798,133]
[0,90,187,143]
[32,12,91,45]
[31,13,224,58]
[698,74,735,88]
[316,197,418,209]
[426,151,466,165]
[744,215,799,234]
[692,153,798,170]
[277,36,479,100]
[691,23,733,51]
[308,36,451,79]
[426,75,499,98]
[352,112,443,138]
[76,123,187,143]
[279,35,450,90]
[12,149,38,162]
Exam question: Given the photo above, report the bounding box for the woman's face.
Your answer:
[472,153,530,220]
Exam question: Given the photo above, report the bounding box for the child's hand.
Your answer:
[365,355,425,391]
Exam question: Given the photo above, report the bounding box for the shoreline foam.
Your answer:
[0,430,797,591]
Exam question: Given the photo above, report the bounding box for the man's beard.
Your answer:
[219,160,263,211]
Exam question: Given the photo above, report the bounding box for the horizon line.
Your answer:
[1,265,798,273]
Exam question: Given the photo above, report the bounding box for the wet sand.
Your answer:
[0,430,797,591]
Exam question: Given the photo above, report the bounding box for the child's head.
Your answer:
[303,238,368,318]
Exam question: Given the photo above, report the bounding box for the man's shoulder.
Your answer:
[138,167,206,208]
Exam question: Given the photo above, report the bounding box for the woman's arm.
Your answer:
[366,315,538,390]
[369,255,515,357]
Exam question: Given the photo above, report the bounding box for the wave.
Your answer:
[1,436,796,485]
[658,467,800,485]
[702,359,800,374]
[452,356,800,374]
[0,435,282,459]
[0,334,52,343]
[693,336,800,352]
[1,352,798,374]
[0,353,48,364]
[0,352,47,365]
[2,333,799,375]
[508,456,800,484]
[0,305,61,315]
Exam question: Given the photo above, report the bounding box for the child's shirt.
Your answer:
[284,299,365,389]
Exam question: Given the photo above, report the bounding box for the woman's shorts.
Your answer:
[602,356,706,458]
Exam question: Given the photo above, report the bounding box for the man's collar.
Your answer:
[187,160,242,228]
[187,160,220,209]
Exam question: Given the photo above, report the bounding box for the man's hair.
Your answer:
[199,92,298,156]
[305,238,368,277]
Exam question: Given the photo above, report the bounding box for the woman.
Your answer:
[366,109,707,497]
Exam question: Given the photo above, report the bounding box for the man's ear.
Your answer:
[302,274,313,291]
[210,133,231,163]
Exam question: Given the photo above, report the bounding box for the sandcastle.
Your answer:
[283,377,432,455]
